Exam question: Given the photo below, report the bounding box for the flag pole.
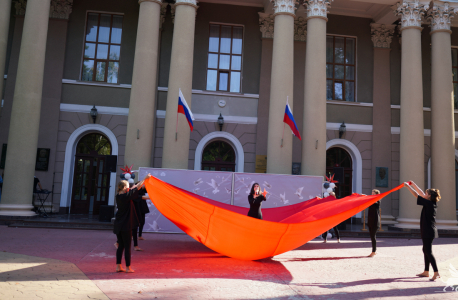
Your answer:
[175,110,179,141]
[281,123,285,147]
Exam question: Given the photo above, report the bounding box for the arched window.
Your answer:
[201,141,235,172]
[326,147,353,198]
[76,133,111,155]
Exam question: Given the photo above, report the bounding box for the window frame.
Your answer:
[205,22,245,94]
[326,34,358,102]
[80,11,124,84]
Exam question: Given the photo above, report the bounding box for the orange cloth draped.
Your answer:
[145,176,403,260]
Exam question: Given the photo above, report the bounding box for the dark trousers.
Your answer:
[116,230,132,266]
[422,238,438,272]
[322,227,340,241]
[138,213,145,237]
[132,228,138,247]
[368,226,378,252]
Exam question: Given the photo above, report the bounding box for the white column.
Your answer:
[162,0,197,169]
[266,0,296,174]
[428,1,458,228]
[124,0,163,170]
[301,0,332,176]
[395,0,428,227]
[0,0,51,216]
[0,0,12,115]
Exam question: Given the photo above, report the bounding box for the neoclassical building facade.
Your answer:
[0,0,457,229]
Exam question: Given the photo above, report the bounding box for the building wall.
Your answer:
[55,111,127,213]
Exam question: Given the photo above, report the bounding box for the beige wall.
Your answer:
[153,117,257,173]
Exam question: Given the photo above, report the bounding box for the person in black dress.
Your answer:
[132,188,150,251]
[404,181,441,281]
[367,189,381,257]
[322,192,340,243]
[247,183,266,219]
[113,173,151,273]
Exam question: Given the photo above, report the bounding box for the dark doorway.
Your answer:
[201,140,235,172]
[71,133,112,214]
[326,147,353,199]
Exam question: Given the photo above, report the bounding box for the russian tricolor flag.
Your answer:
[283,100,301,140]
[177,89,195,131]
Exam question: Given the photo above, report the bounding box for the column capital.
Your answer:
[271,0,297,17]
[259,12,275,39]
[395,0,429,30]
[295,16,307,41]
[175,0,198,9]
[303,0,333,21]
[427,1,458,33]
[160,3,168,29]
[370,23,396,48]
[15,0,74,20]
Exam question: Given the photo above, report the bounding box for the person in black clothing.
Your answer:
[132,188,150,251]
[322,192,340,243]
[367,189,381,257]
[404,181,441,281]
[113,173,151,273]
[247,183,266,219]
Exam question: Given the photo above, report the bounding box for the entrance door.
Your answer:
[326,147,353,199]
[71,133,112,214]
[201,140,236,172]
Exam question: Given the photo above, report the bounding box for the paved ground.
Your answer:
[0,225,457,299]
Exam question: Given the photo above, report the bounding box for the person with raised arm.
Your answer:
[247,183,267,220]
[403,181,441,281]
[113,173,151,273]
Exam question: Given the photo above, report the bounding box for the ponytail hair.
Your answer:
[117,180,128,194]
[427,189,441,202]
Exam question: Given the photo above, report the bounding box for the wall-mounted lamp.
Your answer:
[217,113,224,131]
[90,105,98,124]
[339,122,346,139]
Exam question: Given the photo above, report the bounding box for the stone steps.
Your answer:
[7,220,113,231]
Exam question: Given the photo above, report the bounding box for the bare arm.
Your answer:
[404,182,419,198]
[132,173,152,190]
[409,181,427,198]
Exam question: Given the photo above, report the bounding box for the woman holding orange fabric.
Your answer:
[247,183,266,219]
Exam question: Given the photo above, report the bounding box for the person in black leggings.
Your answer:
[367,189,381,257]
[113,173,151,273]
[322,192,340,243]
[404,181,441,281]
[132,189,150,249]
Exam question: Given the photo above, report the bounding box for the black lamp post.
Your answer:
[90,105,98,124]
[218,113,224,131]
[339,122,346,139]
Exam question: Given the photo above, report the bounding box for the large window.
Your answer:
[326,36,356,102]
[452,48,458,109]
[81,13,123,84]
[206,24,243,93]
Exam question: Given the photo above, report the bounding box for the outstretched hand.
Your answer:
[262,188,267,198]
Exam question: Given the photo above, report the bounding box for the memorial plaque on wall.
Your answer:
[292,163,301,175]
[376,167,388,187]
[0,144,6,169]
[35,148,50,171]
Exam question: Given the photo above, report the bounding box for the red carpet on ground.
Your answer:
[145,177,403,260]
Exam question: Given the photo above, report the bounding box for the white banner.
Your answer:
[138,168,323,233]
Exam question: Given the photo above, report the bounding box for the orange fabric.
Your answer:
[145,176,404,260]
